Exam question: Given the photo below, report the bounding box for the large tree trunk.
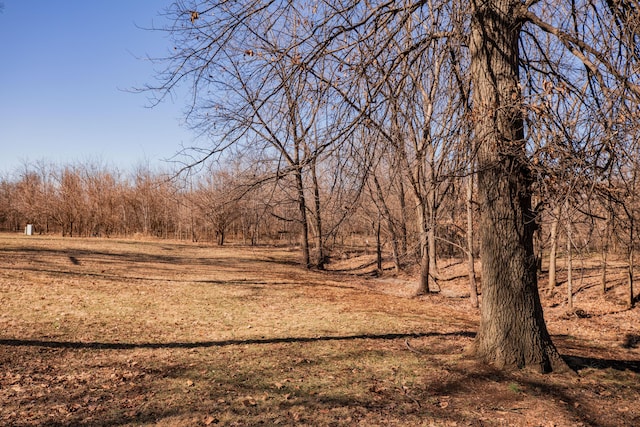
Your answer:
[469,0,567,372]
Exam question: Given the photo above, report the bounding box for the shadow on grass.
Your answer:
[563,355,640,373]
[3,332,638,374]
[2,264,364,293]
[1,244,298,268]
[326,259,379,273]
[0,331,476,351]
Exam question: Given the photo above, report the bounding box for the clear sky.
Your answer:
[0,1,197,175]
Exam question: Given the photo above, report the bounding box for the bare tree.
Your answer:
[152,4,344,267]
[192,168,241,245]
[347,5,466,294]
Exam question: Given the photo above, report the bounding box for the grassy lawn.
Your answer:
[0,234,638,426]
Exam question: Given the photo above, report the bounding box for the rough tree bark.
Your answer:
[469,0,567,372]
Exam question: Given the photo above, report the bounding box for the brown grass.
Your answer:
[0,233,638,426]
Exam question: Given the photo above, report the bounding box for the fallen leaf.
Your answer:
[242,396,257,406]
[204,415,218,425]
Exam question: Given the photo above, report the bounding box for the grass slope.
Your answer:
[0,234,638,426]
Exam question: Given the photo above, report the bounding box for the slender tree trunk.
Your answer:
[628,250,635,308]
[469,0,566,372]
[415,201,430,295]
[601,211,609,293]
[390,233,400,274]
[628,221,635,308]
[310,157,324,270]
[373,175,401,272]
[397,179,409,259]
[535,228,543,273]
[376,216,383,274]
[548,205,561,295]
[466,172,479,308]
[601,245,608,293]
[602,183,612,293]
[427,206,438,290]
[295,170,311,269]
[566,216,573,310]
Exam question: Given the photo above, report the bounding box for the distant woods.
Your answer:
[0,162,308,247]
[0,160,418,261]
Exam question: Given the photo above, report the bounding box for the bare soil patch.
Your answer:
[0,234,638,426]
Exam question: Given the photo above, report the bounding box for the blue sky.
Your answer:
[0,1,197,175]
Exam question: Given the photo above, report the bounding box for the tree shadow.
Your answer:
[325,259,379,273]
[563,355,640,373]
[552,334,640,372]
[0,331,476,351]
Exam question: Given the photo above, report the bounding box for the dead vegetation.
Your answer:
[0,233,638,426]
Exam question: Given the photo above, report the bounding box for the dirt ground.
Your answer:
[0,233,638,426]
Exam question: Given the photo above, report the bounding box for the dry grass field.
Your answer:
[0,233,638,426]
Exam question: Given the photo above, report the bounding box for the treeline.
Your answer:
[0,156,472,265]
[0,162,320,245]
